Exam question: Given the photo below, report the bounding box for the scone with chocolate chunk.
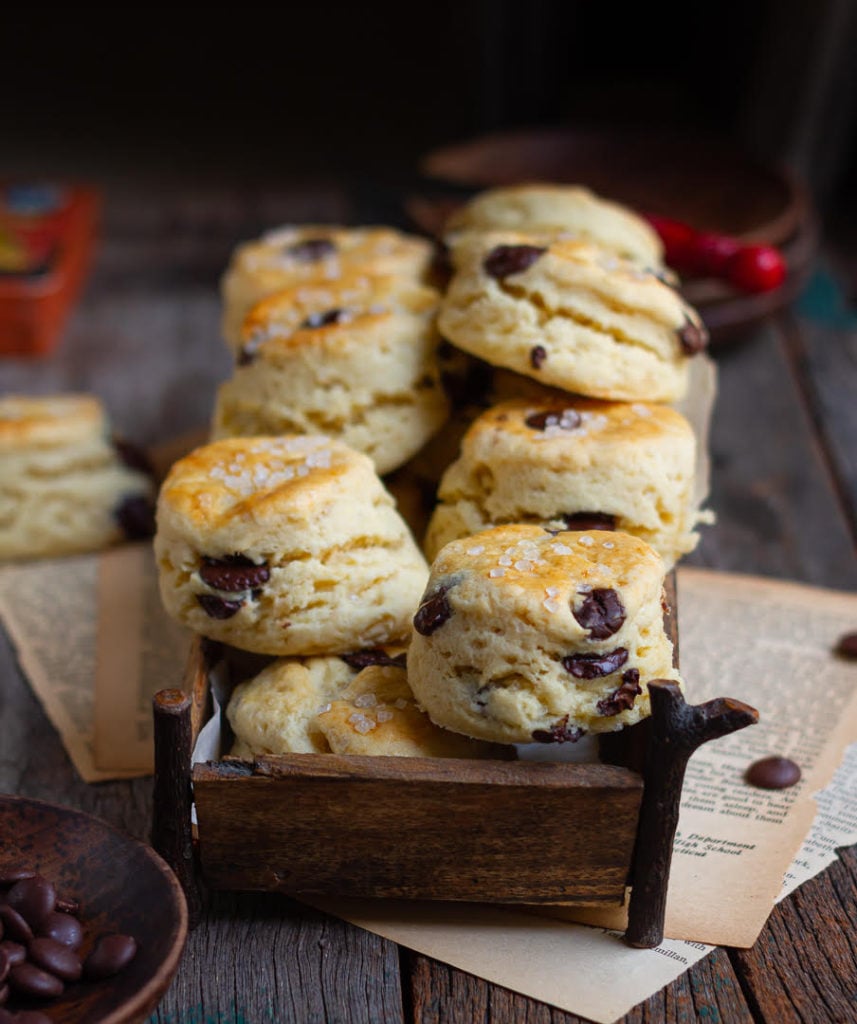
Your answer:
[154,435,429,654]
[438,233,707,403]
[408,524,680,745]
[425,397,705,568]
[221,225,434,350]
[316,663,504,758]
[444,184,664,270]
[0,394,155,560]
[212,274,449,475]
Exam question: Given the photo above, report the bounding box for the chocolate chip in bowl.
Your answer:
[0,796,187,1024]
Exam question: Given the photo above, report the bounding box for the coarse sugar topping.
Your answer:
[207,437,334,497]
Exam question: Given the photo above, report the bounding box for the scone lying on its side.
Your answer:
[439,233,708,403]
[155,435,429,655]
[221,224,435,351]
[408,524,680,746]
[0,394,155,560]
[212,274,449,475]
[425,397,707,569]
[444,183,665,271]
[316,662,506,759]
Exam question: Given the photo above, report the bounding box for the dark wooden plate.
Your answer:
[412,127,818,343]
[0,796,187,1024]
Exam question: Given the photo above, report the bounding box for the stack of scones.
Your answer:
[154,186,712,757]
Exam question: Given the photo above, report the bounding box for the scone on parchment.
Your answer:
[425,397,704,568]
[154,435,429,655]
[444,184,665,270]
[212,274,448,475]
[438,233,707,403]
[221,225,434,351]
[316,662,505,759]
[0,394,155,560]
[408,524,680,745]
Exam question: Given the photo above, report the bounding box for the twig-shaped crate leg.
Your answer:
[625,680,759,948]
[152,688,203,928]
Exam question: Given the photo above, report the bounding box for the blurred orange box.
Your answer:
[0,183,99,357]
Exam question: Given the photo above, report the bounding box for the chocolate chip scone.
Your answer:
[221,225,434,350]
[438,233,707,402]
[0,394,155,560]
[154,435,429,655]
[444,184,665,270]
[425,397,706,568]
[408,524,680,745]
[316,662,505,758]
[212,274,449,475]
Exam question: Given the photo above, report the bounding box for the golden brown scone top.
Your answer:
[0,394,106,450]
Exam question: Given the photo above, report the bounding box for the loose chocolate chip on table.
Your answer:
[532,715,585,744]
[341,649,407,670]
[27,938,82,982]
[597,668,642,716]
[413,583,454,636]
[8,962,64,999]
[573,588,626,640]
[834,631,857,659]
[677,317,709,355]
[84,934,138,980]
[286,237,336,262]
[562,647,628,679]
[0,908,32,945]
[562,512,616,532]
[196,594,244,620]
[745,755,801,790]
[0,867,36,887]
[483,244,546,279]
[7,878,55,930]
[200,555,270,592]
[38,911,83,950]
[115,494,156,540]
[529,345,547,370]
[524,408,582,431]
[301,308,347,329]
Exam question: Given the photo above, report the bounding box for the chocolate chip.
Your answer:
[6,878,54,931]
[8,962,64,999]
[745,756,801,790]
[341,649,407,671]
[196,594,244,619]
[115,494,156,540]
[677,317,709,355]
[0,949,7,985]
[483,244,546,279]
[562,512,616,532]
[286,237,336,262]
[562,647,628,679]
[200,555,270,592]
[37,912,83,950]
[27,938,81,982]
[414,583,454,636]
[0,1005,10,1022]
[597,668,642,716]
[532,715,585,744]
[0,867,36,888]
[14,1012,54,1024]
[0,907,32,945]
[529,345,547,370]
[113,438,155,478]
[83,934,137,980]
[524,408,582,431]
[301,308,347,329]
[0,943,25,967]
[573,588,626,640]
[834,632,857,659]
[237,337,263,366]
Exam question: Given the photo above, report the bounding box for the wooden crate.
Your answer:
[151,575,758,946]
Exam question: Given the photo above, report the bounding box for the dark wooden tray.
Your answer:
[151,574,757,947]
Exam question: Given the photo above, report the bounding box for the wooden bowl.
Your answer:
[412,127,818,343]
[0,796,188,1024]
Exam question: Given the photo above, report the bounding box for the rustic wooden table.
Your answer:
[1,183,856,1024]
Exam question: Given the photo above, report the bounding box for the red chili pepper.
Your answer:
[644,214,786,293]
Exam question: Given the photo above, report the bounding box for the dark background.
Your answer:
[3,1,856,214]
